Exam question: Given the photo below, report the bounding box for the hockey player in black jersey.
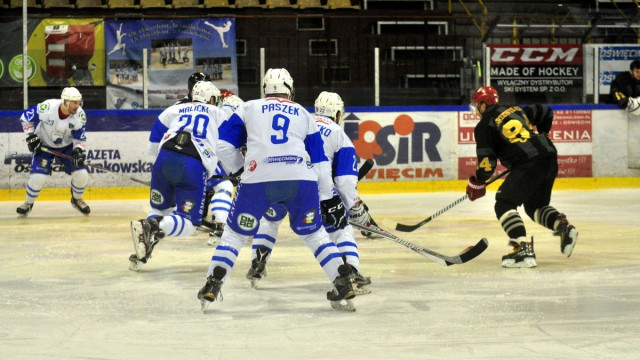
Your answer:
[609,60,640,112]
[466,86,578,268]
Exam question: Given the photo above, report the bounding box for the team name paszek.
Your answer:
[261,103,300,115]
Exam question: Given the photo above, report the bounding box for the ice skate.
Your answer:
[128,254,147,271]
[129,217,164,269]
[70,192,91,215]
[501,238,537,268]
[245,247,269,288]
[327,264,356,312]
[207,222,224,246]
[555,213,578,257]
[348,264,372,295]
[16,202,34,217]
[197,266,226,313]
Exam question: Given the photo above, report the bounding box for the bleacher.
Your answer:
[2,0,360,9]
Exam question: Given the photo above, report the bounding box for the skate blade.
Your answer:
[250,278,260,289]
[563,228,578,258]
[129,259,142,271]
[330,299,356,312]
[354,285,371,295]
[501,257,537,268]
[200,300,210,313]
[207,236,220,247]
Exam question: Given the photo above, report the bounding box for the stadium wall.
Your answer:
[1,104,639,201]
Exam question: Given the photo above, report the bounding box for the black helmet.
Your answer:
[188,72,210,92]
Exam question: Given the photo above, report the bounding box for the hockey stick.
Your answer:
[349,220,488,266]
[394,170,511,232]
[358,159,374,180]
[41,147,151,186]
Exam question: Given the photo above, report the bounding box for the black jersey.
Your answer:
[474,104,557,182]
[609,71,640,108]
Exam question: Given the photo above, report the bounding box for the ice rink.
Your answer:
[1,189,639,359]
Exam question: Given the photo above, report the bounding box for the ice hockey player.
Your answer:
[129,81,228,271]
[244,91,372,295]
[197,68,356,312]
[202,91,243,246]
[17,87,90,216]
[175,72,214,105]
[466,86,578,268]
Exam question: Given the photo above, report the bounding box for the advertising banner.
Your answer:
[597,45,640,95]
[343,111,457,181]
[0,19,105,88]
[488,44,583,104]
[456,107,593,179]
[105,19,237,109]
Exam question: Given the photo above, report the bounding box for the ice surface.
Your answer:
[1,189,639,359]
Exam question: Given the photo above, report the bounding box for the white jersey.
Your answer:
[20,99,87,150]
[217,97,333,199]
[314,115,360,209]
[149,101,227,178]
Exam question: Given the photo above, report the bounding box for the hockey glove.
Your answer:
[348,202,371,226]
[228,167,244,186]
[72,148,86,167]
[26,134,41,153]
[321,195,347,229]
[466,176,486,201]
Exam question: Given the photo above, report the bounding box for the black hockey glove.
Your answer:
[321,195,347,229]
[72,148,86,167]
[26,134,41,153]
[228,167,244,186]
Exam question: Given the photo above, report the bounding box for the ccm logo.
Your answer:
[491,47,579,63]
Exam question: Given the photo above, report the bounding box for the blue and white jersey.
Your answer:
[19,99,87,150]
[314,115,360,209]
[217,97,333,199]
[148,101,227,178]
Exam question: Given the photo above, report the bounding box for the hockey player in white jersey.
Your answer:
[17,87,90,216]
[197,68,356,312]
[204,91,244,246]
[244,91,373,294]
[129,81,228,271]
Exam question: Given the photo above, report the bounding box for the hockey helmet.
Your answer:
[222,94,244,109]
[61,87,82,104]
[220,90,235,99]
[314,91,345,124]
[188,72,210,92]
[262,68,294,100]
[192,81,221,105]
[470,86,499,113]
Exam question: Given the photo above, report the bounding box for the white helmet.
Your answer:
[61,87,82,103]
[222,94,244,109]
[314,91,345,124]
[262,68,294,99]
[192,81,221,105]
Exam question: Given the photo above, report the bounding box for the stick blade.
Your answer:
[455,238,489,264]
[394,217,431,232]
